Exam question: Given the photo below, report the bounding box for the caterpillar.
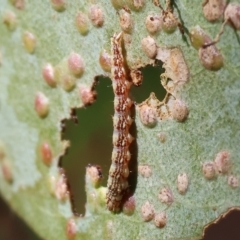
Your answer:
[106,32,133,212]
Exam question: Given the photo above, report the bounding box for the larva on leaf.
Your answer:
[106,32,133,212]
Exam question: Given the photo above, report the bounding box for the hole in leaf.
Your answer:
[202,209,240,240]
[60,63,167,215]
[61,76,113,215]
[131,62,166,103]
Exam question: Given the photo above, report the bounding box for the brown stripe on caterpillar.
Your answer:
[114,96,132,112]
[106,32,133,212]
[111,146,131,163]
[112,130,133,148]
[109,162,129,179]
[113,113,133,132]
[112,80,131,95]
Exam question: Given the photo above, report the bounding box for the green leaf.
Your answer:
[0,0,240,239]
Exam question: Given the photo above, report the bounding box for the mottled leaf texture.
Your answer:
[0,0,240,240]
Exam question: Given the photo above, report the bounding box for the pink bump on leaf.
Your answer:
[40,142,53,166]
[214,151,231,174]
[3,11,17,31]
[141,36,157,59]
[61,74,76,92]
[227,175,239,188]
[129,0,145,11]
[66,218,77,240]
[138,164,152,178]
[198,44,223,71]
[78,84,96,106]
[145,14,161,34]
[171,99,188,122]
[34,92,49,118]
[54,169,69,201]
[154,211,167,228]
[50,0,66,11]
[202,161,217,180]
[1,160,13,183]
[75,11,89,35]
[99,49,111,72]
[177,173,189,194]
[22,31,36,54]
[10,0,25,10]
[224,3,240,30]
[123,195,136,215]
[86,164,103,188]
[202,0,225,22]
[157,132,167,143]
[68,52,84,77]
[0,143,6,160]
[160,11,178,33]
[42,63,56,87]
[119,9,133,33]
[141,201,155,222]
[89,5,104,27]
[139,105,157,127]
[158,187,174,205]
